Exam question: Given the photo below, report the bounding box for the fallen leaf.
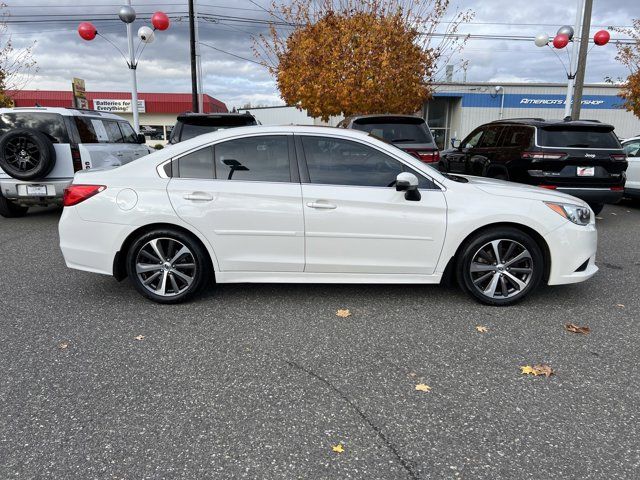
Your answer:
[610,212,617,216]
[336,309,351,318]
[134,335,145,341]
[616,304,625,309]
[476,325,488,333]
[521,364,554,377]
[332,444,344,453]
[415,383,431,392]
[564,323,591,335]
[58,342,69,350]
[520,365,535,375]
[408,372,417,378]
[596,216,603,220]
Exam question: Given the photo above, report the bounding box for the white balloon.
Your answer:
[138,26,155,44]
[534,33,550,48]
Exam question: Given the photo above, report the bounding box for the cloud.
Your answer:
[4,0,635,109]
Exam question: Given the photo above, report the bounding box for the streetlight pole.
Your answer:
[571,0,594,120]
[188,0,199,112]
[564,0,584,118]
[125,0,140,133]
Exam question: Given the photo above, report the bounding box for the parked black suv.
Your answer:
[439,118,627,214]
[338,114,440,163]
[169,112,258,144]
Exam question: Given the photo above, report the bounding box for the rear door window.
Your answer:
[118,121,139,143]
[0,112,69,143]
[539,128,621,148]
[502,126,534,149]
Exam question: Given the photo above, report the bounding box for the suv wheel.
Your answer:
[0,128,57,181]
[588,203,604,215]
[126,229,211,304]
[456,227,544,306]
[0,192,28,218]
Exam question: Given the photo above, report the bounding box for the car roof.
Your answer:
[488,118,615,129]
[0,106,127,120]
[177,112,255,119]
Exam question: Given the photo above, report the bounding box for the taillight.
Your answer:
[539,185,558,189]
[63,184,106,207]
[610,154,627,162]
[407,149,440,163]
[522,152,568,160]
[71,144,83,172]
[610,186,624,191]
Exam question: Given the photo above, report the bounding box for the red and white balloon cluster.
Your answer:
[78,11,170,43]
[534,25,610,49]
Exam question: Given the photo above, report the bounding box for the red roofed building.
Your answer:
[7,89,228,144]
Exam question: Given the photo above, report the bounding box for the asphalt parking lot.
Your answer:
[1,202,639,480]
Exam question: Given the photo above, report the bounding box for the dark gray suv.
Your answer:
[337,115,440,164]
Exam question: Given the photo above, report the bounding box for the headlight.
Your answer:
[545,202,591,225]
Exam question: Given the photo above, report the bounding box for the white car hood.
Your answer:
[458,175,588,206]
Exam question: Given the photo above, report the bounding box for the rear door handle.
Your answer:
[184,192,213,202]
[306,201,337,210]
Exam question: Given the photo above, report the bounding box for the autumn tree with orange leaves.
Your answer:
[255,0,473,121]
[615,19,640,118]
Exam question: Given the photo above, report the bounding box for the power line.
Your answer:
[199,41,265,66]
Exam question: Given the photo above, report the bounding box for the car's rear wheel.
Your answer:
[0,192,28,218]
[126,229,211,304]
[456,227,544,306]
[588,203,604,215]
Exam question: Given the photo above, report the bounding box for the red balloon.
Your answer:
[553,34,569,49]
[594,29,610,46]
[78,22,97,41]
[151,11,170,31]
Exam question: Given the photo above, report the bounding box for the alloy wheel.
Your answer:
[4,136,41,173]
[135,237,196,297]
[469,239,534,300]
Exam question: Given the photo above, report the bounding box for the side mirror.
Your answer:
[137,133,146,144]
[395,172,421,201]
[451,138,461,149]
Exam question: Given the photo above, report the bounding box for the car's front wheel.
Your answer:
[456,227,544,306]
[126,229,211,304]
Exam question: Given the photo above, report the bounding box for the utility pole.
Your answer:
[188,0,199,112]
[571,0,593,120]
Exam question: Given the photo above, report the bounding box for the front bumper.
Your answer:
[0,177,72,206]
[544,221,598,286]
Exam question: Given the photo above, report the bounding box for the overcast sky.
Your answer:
[4,0,638,109]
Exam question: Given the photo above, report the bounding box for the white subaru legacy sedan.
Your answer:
[58,126,597,306]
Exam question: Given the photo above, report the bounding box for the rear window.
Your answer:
[178,116,257,141]
[0,112,69,143]
[74,117,138,144]
[351,117,433,144]
[538,127,621,149]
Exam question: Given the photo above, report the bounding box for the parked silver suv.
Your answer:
[0,107,151,217]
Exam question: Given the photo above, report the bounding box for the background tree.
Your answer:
[255,0,473,121]
[615,19,640,118]
[0,3,38,107]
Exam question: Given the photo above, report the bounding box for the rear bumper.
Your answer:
[0,177,72,206]
[553,187,623,205]
[544,221,598,286]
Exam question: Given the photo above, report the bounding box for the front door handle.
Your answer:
[184,192,213,202]
[306,201,337,210]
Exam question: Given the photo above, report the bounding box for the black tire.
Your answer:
[588,203,604,215]
[126,228,211,304]
[456,227,544,306]
[0,191,28,218]
[0,128,57,180]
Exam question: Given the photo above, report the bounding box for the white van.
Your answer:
[0,107,151,217]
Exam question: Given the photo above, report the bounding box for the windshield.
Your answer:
[538,127,620,149]
[352,118,433,144]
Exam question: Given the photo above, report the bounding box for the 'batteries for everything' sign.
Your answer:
[93,99,146,113]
